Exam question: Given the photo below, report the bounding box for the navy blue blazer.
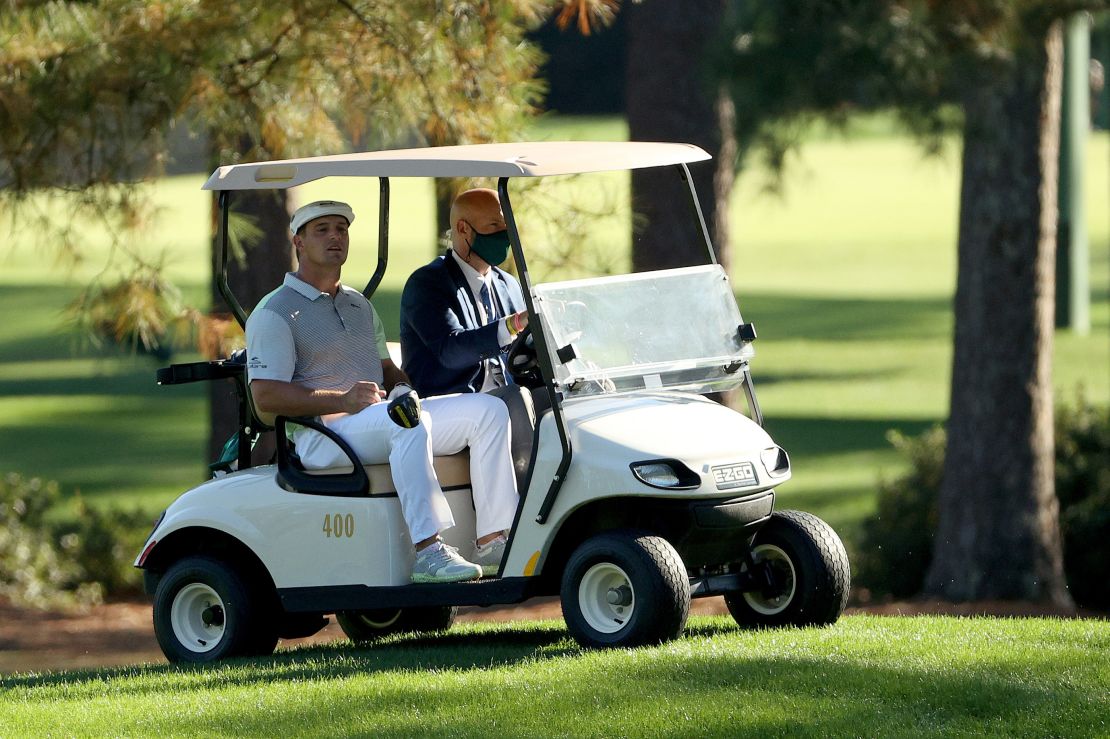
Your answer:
[400,250,526,396]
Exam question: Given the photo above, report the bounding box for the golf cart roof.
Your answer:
[202,141,711,191]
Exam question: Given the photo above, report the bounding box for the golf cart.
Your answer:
[136,141,849,663]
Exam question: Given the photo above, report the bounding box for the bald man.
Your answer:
[399,189,529,396]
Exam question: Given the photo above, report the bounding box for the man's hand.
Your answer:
[507,310,529,336]
[342,381,386,413]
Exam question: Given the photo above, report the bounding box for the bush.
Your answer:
[856,396,1110,609]
[1055,398,1110,610]
[0,473,101,608]
[53,499,153,597]
[854,427,944,599]
[0,473,154,609]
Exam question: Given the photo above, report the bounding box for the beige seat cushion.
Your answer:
[316,451,470,495]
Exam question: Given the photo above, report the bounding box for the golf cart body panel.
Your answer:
[139,463,481,590]
[503,391,785,578]
[143,382,783,588]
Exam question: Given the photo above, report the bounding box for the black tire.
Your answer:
[277,612,329,640]
[241,624,281,658]
[153,556,276,663]
[336,606,458,644]
[239,591,282,657]
[725,509,850,629]
[561,531,690,649]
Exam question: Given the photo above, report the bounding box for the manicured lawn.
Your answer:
[2,615,1107,737]
[1,121,1106,731]
[0,117,1107,546]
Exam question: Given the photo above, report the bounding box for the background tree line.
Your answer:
[2,0,1108,607]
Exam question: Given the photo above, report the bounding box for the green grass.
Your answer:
[0,116,1107,540]
[1,115,1105,739]
[2,615,1107,737]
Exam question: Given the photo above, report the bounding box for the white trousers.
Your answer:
[296,393,519,544]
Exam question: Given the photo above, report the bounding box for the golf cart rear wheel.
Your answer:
[726,509,850,629]
[153,556,274,663]
[336,606,458,644]
[561,531,690,649]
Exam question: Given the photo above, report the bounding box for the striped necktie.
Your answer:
[479,282,512,386]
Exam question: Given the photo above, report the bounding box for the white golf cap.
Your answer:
[290,200,355,234]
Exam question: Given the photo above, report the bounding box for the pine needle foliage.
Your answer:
[0,0,547,350]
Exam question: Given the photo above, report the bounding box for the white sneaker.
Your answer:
[474,536,507,576]
[411,541,482,584]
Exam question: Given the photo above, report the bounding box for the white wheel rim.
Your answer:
[742,544,797,616]
[578,562,636,634]
[170,582,226,653]
[356,610,402,629]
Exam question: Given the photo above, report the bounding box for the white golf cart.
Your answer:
[136,141,849,663]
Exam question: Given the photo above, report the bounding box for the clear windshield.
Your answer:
[532,265,754,398]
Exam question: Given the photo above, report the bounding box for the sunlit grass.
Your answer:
[3,615,1107,737]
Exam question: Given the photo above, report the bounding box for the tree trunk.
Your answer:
[625,0,735,275]
[435,178,454,254]
[207,187,293,466]
[923,22,1072,607]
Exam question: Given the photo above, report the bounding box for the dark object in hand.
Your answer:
[387,390,421,428]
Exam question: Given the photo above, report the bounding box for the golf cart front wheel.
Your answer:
[561,531,690,649]
[336,606,458,644]
[726,509,850,628]
[153,556,275,663]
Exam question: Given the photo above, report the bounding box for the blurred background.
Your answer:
[0,1,1106,611]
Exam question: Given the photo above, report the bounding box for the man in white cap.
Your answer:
[245,200,519,583]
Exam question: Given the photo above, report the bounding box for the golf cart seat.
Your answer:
[389,340,537,492]
[275,413,471,497]
[157,351,478,497]
[489,384,536,491]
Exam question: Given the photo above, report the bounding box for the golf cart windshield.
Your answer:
[533,264,754,398]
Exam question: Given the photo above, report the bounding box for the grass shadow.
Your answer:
[10,618,1105,737]
[764,416,935,458]
[0,621,579,694]
[739,293,953,342]
[755,366,902,386]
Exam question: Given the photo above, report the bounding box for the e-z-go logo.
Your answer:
[711,462,758,490]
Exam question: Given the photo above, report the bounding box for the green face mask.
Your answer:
[465,222,511,266]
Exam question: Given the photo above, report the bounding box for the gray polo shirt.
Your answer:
[246,273,388,390]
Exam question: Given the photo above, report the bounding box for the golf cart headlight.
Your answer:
[630,459,700,490]
[760,446,791,478]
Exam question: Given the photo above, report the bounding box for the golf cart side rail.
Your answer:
[498,177,571,525]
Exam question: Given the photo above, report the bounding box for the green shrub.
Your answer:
[53,498,153,596]
[1055,398,1110,610]
[854,427,944,599]
[0,473,101,608]
[0,473,155,608]
[856,396,1110,608]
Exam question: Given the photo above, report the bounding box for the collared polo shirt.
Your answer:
[246,272,388,390]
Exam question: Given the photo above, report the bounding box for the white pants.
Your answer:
[296,393,519,544]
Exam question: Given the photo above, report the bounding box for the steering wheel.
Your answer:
[506,326,543,388]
